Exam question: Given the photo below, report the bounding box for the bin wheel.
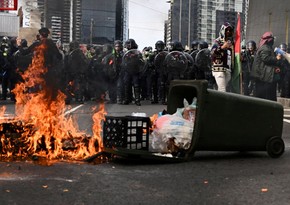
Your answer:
[266,137,285,158]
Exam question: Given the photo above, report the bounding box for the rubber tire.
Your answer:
[266,136,285,158]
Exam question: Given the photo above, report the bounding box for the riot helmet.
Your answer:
[103,44,113,55]
[246,40,256,51]
[155,40,165,52]
[124,39,138,50]
[171,41,184,51]
[2,36,9,43]
[69,40,80,51]
[0,36,10,52]
[279,43,287,52]
[38,27,50,38]
[20,39,28,47]
[198,40,209,50]
[191,40,199,51]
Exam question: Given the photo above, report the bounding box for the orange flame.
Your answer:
[149,113,158,131]
[0,41,107,161]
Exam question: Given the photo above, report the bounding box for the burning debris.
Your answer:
[0,39,107,162]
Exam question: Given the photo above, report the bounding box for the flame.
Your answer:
[150,113,158,131]
[0,41,107,161]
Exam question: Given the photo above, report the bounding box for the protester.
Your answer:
[210,22,234,92]
[251,31,282,101]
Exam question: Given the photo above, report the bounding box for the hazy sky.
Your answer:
[128,0,170,50]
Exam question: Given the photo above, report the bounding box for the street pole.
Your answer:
[187,0,191,49]
[90,18,94,44]
[179,0,182,42]
[286,10,289,45]
[268,12,272,31]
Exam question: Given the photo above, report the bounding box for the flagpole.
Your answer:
[233,12,242,94]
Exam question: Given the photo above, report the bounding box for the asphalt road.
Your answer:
[0,100,290,205]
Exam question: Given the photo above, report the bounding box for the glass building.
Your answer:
[16,0,128,45]
[166,0,247,48]
[81,0,128,44]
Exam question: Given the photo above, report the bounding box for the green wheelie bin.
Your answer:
[166,80,285,159]
[102,80,284,161]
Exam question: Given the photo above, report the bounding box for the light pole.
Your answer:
[179,0,182,42]
[90,18,94,44]
[187,0,191,49]
[286,10,289,45]
[268,12,272,31]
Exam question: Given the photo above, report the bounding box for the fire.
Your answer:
[150,113,158,131]
[0,41,106,161]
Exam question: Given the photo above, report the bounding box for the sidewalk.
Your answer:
[277,97,290,108]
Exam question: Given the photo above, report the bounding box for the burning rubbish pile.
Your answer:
[0,40,196,162]
[0,42,106,161]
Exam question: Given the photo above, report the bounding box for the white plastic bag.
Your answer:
[150,114,194,153]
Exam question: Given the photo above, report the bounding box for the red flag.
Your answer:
[232,13,241,94]
[235,13,241,54]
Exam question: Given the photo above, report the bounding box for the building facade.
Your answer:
[246,0,290,48]
[166,0,247,48]
[14,0,128,45]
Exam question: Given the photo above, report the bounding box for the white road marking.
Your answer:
[283,119,290,123]
[0,105,84,120]
[64,104,84,116]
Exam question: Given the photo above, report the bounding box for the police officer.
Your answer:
[241,40,257,95]
[194,40,216,87]
[164,40,188,80]
[122,39,144,106]
[102,40,124,104]
[87,46,104,101]
[140,46,155,102]
[152,40,167,104]
[17,27,63,101]
[278,43,290,97]
[0,36,13,100]
[64,40,88,103]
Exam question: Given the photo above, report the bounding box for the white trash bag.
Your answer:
[150,98,197,155]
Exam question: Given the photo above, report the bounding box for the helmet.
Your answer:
[103,44,113,54]
[191,40,199,50]
[279,43,287,52]
[171,41,184,51]
[198,40,208,50]
[124,39,138,50]
[20,39,28,47]
[246,40,256,50]
[155,40,165,51]
[2,36,9,43]
[69,40,80,51]
[38,27,50,38]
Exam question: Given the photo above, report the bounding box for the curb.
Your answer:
[277,97,290,108]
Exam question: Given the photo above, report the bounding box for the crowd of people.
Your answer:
[0,25,289,105]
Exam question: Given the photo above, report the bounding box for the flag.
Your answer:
[232,13,241,94]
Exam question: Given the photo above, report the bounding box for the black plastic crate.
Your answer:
[103,116,151,150]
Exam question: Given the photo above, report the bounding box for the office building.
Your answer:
[246,0,290,47]
[166,0,247,48]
